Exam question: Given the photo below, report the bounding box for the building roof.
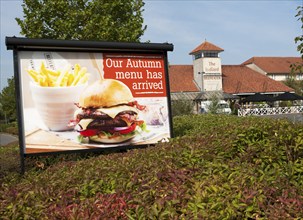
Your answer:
[168,64,294,95]
[194,91,239,101]
[168,65,199,92]
[189,40,224,55]
[242,57,303,74]
[222,65,294,94]
[170,92,200,101]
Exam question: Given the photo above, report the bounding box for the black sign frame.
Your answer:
[6,37,174,174]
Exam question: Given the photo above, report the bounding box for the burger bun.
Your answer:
[89,133,136,144]
[79,79,134,108]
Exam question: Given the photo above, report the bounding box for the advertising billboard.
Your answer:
[6,37,174,158]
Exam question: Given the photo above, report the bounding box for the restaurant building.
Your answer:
[242,57,303,81]
[169,40,300,112]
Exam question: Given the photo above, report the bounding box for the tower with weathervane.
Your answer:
[189,40,224,92]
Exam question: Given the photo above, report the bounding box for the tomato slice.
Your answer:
[79,123,137,137]
[117,123,137,135]
[79,129,98,137]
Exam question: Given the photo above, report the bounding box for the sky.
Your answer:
[1,0,302,90]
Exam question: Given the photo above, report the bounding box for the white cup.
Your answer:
[29,82,87,131]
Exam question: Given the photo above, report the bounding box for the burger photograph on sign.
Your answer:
[70,79,148,144]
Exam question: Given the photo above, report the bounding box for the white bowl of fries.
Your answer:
[27,62,89,131]
[30,82,88,131]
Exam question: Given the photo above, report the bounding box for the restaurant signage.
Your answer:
[6,37,174,172]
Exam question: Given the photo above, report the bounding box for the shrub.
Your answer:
[1,115,303,219]
[171,97,194,117]
[0,121,18,134]
[206,93,221,114]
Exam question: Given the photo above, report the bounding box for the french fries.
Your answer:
[27,62,89,87]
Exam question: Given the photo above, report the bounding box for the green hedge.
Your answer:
[0,121,18,135]
[1,114,303,219]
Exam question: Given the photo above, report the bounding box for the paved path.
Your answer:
[0,133,18,146]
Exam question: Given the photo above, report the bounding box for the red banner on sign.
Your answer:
[103,54,167,97]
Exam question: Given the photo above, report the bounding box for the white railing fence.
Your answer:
[238,106,303,116]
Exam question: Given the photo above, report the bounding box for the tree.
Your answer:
[0,77,17,122]
[295,6,303,59]
[206,94,220,114]
[290,6,303,73]
[0,103,4,121]
[16,0,146,42]
[284,69,303,96]
[171,95,194,117]
[285,6,303,94]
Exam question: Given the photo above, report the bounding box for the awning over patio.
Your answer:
[239,93,275,103]
[273,92,303,101]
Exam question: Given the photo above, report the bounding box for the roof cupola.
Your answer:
[190,40,224,92]
[189,40,224,60]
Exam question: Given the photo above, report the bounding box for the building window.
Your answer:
[203,52,218,57]
[195,53,202,60]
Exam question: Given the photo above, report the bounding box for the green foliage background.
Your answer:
[1,115,303,219]
[286,6,303,92]
[295,6,303,59]
[171,98,194,117]
[0,77,16,122]
[16,0,146,42]
[205,94,221,114]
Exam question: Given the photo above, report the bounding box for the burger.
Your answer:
[71,79,147,143]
